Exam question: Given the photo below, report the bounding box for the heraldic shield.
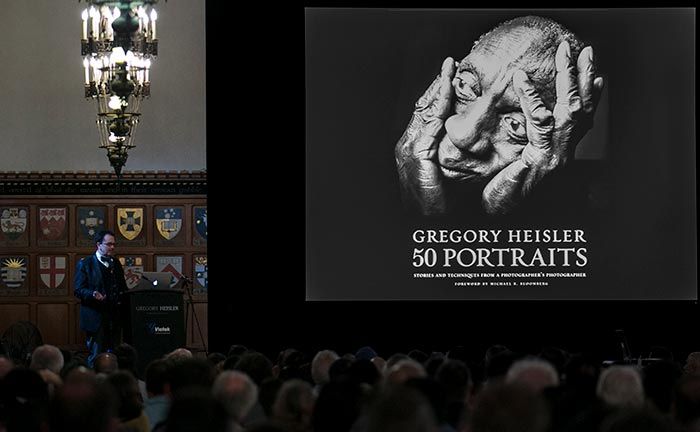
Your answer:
[1,208,28,241]
[118,208,144,241]
[156,207,182,240]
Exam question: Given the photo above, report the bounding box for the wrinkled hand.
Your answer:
[395,57,456,215]
[482,41,605,215]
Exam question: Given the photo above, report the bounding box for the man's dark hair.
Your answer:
[207,351,227,367]
[145,358,169,395]
[673,374,700,427]
[436,359,472,402]
[312,380,365,432]
[164,387,228,432]
[366,384,438,432]
[114,343,139,377]
[234,352,274,386]
[106,370,143,421]
[167,357,216,396]
[49,379,118,432]
[643,360,683,413]
[227,344,249,357]
[94,230,115,244]
[470,382,551,432]
[0,367,50,432]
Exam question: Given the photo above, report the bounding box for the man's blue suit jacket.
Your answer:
[74,255,128,333]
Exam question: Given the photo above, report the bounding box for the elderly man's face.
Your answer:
[437,25,554,184]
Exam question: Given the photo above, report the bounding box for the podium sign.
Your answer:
[124,288,185,375]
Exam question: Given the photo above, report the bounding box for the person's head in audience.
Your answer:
[145,358,170,398]
[113,343,139,377]
[272,379,316,432]
[371,356,386,376]
[106,370,144,422]
[63,365,97,386]
[506,357,560,392]
[347,358,380,387]
[596,365,645,409]
[212,370,259,424]
[165,347,193,363]
[168,357,216,396]
[672,374,700,429]
[328,357,354,382]
[207,351,227,372]
[259,376,284,418]
[49,376,118,432]
[385,353,409,370]
[0,367,50,432]
[599,408,673,432]
[425,352,446,378]
[643,360,683,414]
[223,354,242,371]
[447,345,470,364]
[484,349,520,382]
[311,349,339,387]
[386,358,427,385]
[94,352,119,375]
[484,344,511,365]
[0,355,14,378]
[30,344,64,375]
[60,356,89,381]
[275,348,310,382]
[366,384,439,432]
[436,359,472,413]
[470,381,551,432]
[234,352,274,386]
[563,352,600,388]
[405,377,451,428]
[684,352,700,376]
[355,346,378,362]
[408,349,429,365]
[164,387,228,432]
[312,380,366,432]
[228,344,249,357]
[538,346,569,379]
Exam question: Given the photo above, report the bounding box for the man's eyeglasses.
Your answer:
[101,242,116,247]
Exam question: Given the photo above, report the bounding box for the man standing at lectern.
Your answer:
[74,230,128,368]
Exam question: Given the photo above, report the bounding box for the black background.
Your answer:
[207,8,697,364]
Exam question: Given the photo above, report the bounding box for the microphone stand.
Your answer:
[181,276,207,355]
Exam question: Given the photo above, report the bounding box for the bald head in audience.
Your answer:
[596,365,645,408]
[506,358,560,392]
[212,370,259,423]
[94,352,119,375]
[30,344,64,374]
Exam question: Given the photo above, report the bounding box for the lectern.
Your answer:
[123,287,185,375]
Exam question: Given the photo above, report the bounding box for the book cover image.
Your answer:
[305,9,696,301]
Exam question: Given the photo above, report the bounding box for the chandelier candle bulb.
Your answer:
[81,9,88,39]
[150,9,157,39]
[90,7,99,39]
[83,58,90,84]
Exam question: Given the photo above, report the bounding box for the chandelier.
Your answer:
[80,0,164,177]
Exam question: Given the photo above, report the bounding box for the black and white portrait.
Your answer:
[305,9,695,301]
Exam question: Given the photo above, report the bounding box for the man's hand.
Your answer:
[94,291,105,301]
[482,41,605,215]
[395,57,456,215]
